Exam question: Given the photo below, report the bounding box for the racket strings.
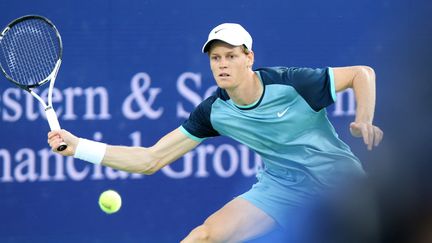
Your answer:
[15,20,58,85]
[21,22,52,83]
[0,18,60,86]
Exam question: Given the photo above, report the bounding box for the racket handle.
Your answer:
[45,107,61,130]
[45,107,68,151]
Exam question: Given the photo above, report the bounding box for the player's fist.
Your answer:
[350,122,383,150]
[47,129,78,156]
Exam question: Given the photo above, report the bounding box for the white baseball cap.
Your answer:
[202,23,253,53]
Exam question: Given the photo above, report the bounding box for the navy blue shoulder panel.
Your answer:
[181,95,220,139]
[215,87,230,101]
[255,67,334,111]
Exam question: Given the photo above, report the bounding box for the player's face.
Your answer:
[208,41,253,90]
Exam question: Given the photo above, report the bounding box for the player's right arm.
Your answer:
[47,128,200,175]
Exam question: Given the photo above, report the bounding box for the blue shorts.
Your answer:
[238,164,322,228]
[239,163,374,242]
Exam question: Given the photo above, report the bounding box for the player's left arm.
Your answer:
[332,66,383,150]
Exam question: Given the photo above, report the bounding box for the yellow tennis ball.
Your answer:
[98,190,122,214]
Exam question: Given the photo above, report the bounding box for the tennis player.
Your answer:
[48,23,383,242]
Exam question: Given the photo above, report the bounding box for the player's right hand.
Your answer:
[349,122,383,151]
[47,129,79,156]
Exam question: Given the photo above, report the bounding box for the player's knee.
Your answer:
[181,224,217,243]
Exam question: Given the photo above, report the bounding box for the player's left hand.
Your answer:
[350,122,383,150]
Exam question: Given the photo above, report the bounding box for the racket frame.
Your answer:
[0,15,66,151]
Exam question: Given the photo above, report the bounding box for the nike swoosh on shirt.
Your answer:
[277,107,290,117]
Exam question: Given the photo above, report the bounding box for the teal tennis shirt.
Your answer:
[180,67,363,185]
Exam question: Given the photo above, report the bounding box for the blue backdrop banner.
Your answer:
[0,0,431,242]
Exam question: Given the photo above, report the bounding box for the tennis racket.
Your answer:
[0,15,67,151]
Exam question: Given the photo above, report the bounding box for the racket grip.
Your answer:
[45,107,68,151]
[45,107,61,131]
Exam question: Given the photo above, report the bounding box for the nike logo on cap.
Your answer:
[215,28,225,34]
[277,107,290,117]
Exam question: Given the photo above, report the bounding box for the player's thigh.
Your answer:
[204,197,276,242]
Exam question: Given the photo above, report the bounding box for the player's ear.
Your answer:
[246,50,254,69]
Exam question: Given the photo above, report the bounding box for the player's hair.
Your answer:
[242,45,251,54]
[207,40,251,55]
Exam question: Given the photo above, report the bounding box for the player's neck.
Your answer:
[227,71,262,106]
